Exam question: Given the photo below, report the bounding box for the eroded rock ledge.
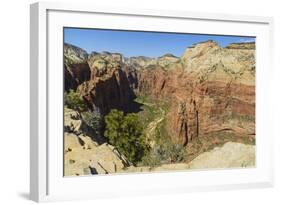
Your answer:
[64,107,255,176]
[64,108,130,176]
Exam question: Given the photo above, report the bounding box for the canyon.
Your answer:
[64,40,255,175]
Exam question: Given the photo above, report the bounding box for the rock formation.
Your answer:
[64,107,130,176]
[64,43,88,64]
[123,142,255,173]
[63,40,256,175]
[64,106,254,175]
[186,141,255,169]
[64,43,91,91]
[64,40,255,147]
[77,51,137,115]
[125,56,157,70]
[225,42,255,50]
[157,53,180,68]
[64,45,137,114]
[134,40,255,145]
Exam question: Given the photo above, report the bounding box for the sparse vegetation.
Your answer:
[135,95,186,167]
[140,141,186,167]
[134,95,170,126]
[82,109,103,138]
[64,89,87,112]
[134,95,161,126]
[222,111,255,123]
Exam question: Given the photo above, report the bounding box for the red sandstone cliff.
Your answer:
[134,40,255,145]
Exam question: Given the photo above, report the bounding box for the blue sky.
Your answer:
[64,28,255,58]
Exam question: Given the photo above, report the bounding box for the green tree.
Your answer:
[104,109,149,164]
[104,109,124,145]
[64,89,86,112]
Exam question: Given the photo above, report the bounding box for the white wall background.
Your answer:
[0,0,280,204]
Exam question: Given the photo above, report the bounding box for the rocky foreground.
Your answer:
[64,40,256,176]
[64,107,255,176]
[124,142,255,172]
[64,108,130,176]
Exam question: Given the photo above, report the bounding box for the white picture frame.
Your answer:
[30,1,274,202]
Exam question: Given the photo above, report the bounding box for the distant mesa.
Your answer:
[64,43,88,65]
[187,40,219,49]
[159,53,178,58]
[186,39,255,50]
[225,42,255,49]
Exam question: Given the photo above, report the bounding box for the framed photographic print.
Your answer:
[30,2,274,202]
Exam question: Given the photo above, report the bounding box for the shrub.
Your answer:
[64,89,86,112]
[141,141,186,167]
[104,109,149,165]
[163,143,186,163]
[82,109,103,138]
[139,148,161,167]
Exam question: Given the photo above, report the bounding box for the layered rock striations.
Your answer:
[78,51,136,114]
[133,40,255,145]
[64,40,255,147]
[64,45,136,115]
[64,43,91,91]
[225,42,255,50]
[64,107,254,176]
[124,54,179,70]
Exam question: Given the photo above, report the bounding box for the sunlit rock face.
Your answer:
[64,43,90,91]
[63,40,255,146]
[134,40,255,145]
[64,107,130,176]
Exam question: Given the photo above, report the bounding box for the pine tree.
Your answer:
[104,109,149,164]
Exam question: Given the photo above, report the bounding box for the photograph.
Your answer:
[63,28,256,176]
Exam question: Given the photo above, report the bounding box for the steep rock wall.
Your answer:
[134,41,255,145]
